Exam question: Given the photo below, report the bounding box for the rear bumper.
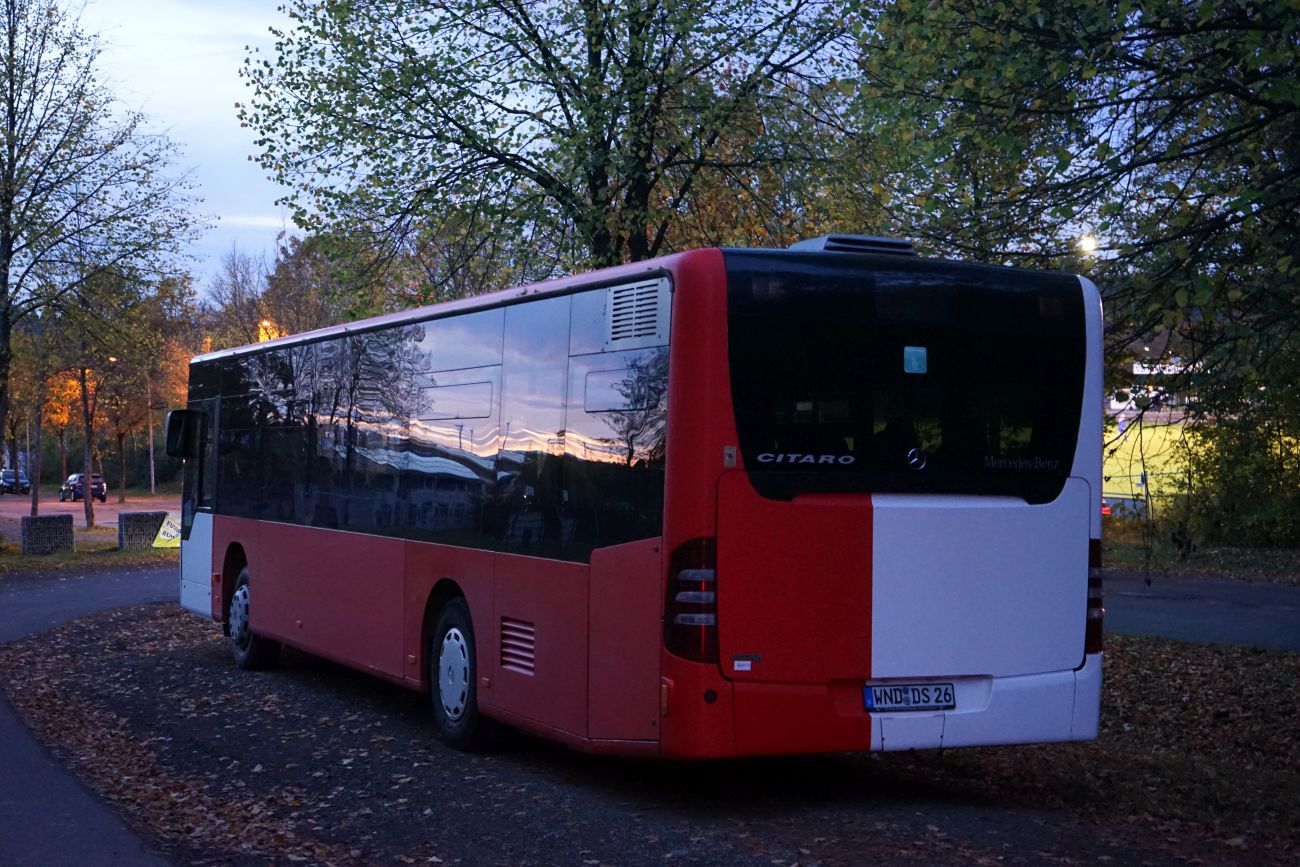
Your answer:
[873,652,1102,751]
[727,653,1103,756]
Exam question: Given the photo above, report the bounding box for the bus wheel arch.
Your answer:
[225,551,281,671]
[220,543,248,632]
[425,584,484,750]
[420,579,466,685]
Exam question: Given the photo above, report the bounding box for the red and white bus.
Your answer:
[167,235,1104,758]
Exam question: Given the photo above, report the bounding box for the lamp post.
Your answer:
[107,355,126,505]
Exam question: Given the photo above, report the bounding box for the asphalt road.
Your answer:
[0,564,177,867]
[1105,570,1300,652]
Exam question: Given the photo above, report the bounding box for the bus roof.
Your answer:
[191,244,1080,365]
[190,252,692,364]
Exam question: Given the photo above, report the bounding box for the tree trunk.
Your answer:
[146,373,156,494]
[0,306,12,469]
[117,430,126,503]
[59,428,67,480]
[29,389,41,517]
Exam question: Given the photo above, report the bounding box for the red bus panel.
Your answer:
[715,474,873,684]
[255,521,407,680]
[587,538,662,742]
[488,553,589,737]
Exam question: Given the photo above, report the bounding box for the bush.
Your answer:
[1183,418,1300,547]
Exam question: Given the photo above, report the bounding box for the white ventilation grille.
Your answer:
[604,278,670,351]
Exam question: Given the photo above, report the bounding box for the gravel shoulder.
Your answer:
[1,604,1296,867]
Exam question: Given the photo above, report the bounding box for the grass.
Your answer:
[0,523,177,577]
[1103,417,1189,500]
[120,481,183,498]
[1104,514,1300,584]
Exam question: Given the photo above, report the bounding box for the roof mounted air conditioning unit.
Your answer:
[788,234,916,256]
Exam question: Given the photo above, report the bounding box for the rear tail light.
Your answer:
[1085,537,1104,654]
[665,537,718,663]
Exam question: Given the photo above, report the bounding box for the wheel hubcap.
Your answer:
[438,628,470,721]
[230,585,251,649]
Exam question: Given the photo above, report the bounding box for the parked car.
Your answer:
[0,468,30,494]
[59,472,107,503]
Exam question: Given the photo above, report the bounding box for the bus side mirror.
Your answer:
[165,409,204,458]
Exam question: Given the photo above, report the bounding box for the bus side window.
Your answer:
[494,297,570,556]
[179,399,216,540]
[563,348,668,558]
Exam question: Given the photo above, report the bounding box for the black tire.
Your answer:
[229,567,281,671]
[96,494,106,503]
[58,491,66,502]
[430,598,484,750]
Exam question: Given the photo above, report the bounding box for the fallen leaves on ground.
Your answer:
[882,632,1299,863]
[1,605,1296,866]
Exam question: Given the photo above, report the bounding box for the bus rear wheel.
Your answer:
[229,567,281,671]
[431,598,483,750]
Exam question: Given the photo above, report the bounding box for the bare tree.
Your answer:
[0,0,199,449]
[207,245,269,348]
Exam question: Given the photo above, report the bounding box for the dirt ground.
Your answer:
[2,603,1296,867]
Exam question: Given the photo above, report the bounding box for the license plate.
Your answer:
[863,682,956,712]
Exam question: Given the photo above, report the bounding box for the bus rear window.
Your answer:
[725,251,1086,503]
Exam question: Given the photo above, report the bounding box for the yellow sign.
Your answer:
[153,513,182,548]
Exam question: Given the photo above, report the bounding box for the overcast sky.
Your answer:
[81,0,296,291]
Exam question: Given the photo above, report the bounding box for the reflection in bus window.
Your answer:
[493,297,570,557]
[564,347,667,558]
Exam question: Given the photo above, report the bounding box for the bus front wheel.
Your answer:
[431,598,483,750]
[229,567,281,671]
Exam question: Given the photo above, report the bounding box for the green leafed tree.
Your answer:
[241,0,854,278]
[853,0,1299,371]
[43,266,167,526]
[0,0,199,454]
